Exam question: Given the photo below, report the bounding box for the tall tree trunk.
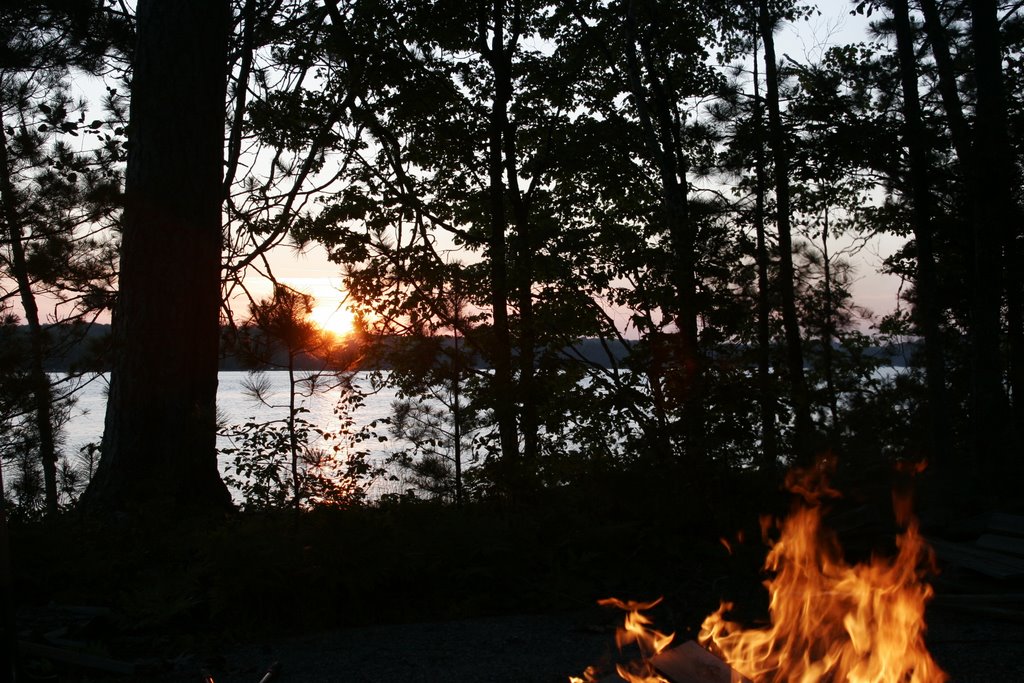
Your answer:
[0,464,19,683]
[481,0,521,472]
[890,0,952,466]
[1008,259,1024,432]
[82,0,232,513]
[0,121,59,516]
[820,209,839,438]
[624,0,704,462]
[288,352,300,512]
[758,0,812,462]
[452,301,463,508]
[501,69,539,465]
[752,25,777,468]
[918,0,973,168]
[968,0,1012,467]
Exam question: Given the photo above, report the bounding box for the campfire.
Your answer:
[577,461,948,683]
[571,597,676,683]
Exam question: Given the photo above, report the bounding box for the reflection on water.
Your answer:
[58,371,401,492]
[56,366,912,499]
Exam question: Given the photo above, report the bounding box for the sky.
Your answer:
[30,0,903,336]
[256,0,905,336]
[771,1,907,325]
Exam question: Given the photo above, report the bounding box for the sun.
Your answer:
[309,301,356,338]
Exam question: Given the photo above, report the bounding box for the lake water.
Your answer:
[54,365,913,499]
[58,371,412,497]
[61,371,396,451]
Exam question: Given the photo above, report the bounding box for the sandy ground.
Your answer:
[153,606,1024,683]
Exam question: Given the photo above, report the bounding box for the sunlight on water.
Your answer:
[57,371,401,496]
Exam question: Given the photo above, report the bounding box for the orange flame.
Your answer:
[570,598,675,683]
[699,462,947,683]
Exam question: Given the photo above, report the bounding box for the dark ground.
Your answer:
[145,606,1024,682]
[12,467,1024,682]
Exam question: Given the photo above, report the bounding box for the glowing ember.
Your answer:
[698,461,947,683]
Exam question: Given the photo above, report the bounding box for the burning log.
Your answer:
[570,600,747,683]
[573,639,748,683]
[651,641,750,683]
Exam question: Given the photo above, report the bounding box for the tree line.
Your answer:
[1,0,1022,516]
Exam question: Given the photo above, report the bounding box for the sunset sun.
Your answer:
[309,301,357,338]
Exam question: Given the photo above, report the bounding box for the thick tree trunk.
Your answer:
[0,121,59,516]
[890,0,952,466]
[82,0,232,513]
[1009,263,1024,432]
[501,71,539,465]
[968,0,1012,467]
[451,307,464,507]
[288,354,300,512]
[758,0,812,462]
[0,465,19,682]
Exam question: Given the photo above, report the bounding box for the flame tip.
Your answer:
[700,462,946,683]
[575,459,946,683]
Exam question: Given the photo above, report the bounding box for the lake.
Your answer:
[54,364,913,499]
[58,371,412,497]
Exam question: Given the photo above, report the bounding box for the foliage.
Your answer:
[220,388,384,511]
[387,396,483,502]
[220,285,382,510]
[4,0,1024,515]
[0,0,125,515]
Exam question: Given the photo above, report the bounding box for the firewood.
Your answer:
[258,661,281,683]
[652,641,750,683]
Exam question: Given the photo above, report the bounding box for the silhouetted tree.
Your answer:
[888,0,952,465]
[968,0,1016,465]
[82,0,232,513]
[0,1,124,515]
[758,0,813,462]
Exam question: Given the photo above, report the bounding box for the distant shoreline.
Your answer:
[15,323,918,372]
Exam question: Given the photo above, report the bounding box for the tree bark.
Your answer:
[890,0,952,466]
[967,0,1012,467]
[758,0,812,462]
[82,0,232,513]
[820,210,839,438]
[288,352,300,512]
[499,39,539,465]
[1008,258,1024,434]
[0,464,19,682]
[451,299,464,507]
[481,0,521,472]
[918,0,972,169]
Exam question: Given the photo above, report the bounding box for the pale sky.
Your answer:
[256,0,904,334]
[23,0,904,334]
